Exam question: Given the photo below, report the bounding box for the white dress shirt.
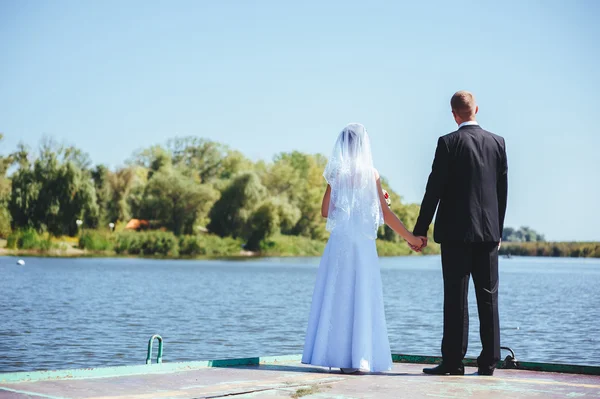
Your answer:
[458,121,479,128]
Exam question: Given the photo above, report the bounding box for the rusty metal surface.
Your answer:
[2,361,600,399]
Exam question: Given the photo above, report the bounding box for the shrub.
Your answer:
[376,239,413,256]
[179,234,243,257]
[500,242,600,258]
[6,229,55,251]
[260,235,437,257]
[115,232,141,254]
[178,235,202,256]
[18,229,40,249]
[6,232,18,249]
[0,208,11,239]
[115,231,178,256]
[260,235,325,257]
[79,230,114,251]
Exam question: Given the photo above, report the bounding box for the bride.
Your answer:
[301,123,423,373]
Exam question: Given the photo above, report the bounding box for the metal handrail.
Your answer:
[146,335,163,365]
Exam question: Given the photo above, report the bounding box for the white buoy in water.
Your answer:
[17,259,25,266]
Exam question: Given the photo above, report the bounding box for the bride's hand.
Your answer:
[406,234,424,250]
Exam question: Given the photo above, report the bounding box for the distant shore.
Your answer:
[1,230,442,259]
[499,242,599,258]
[2,240,598,259]
[0,246,259,259]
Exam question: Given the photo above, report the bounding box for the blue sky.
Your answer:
[1,0,599,241]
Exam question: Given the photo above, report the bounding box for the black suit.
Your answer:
[414,124,508,370]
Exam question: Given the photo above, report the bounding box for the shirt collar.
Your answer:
[458,121,479,129]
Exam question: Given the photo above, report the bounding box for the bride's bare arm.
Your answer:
[321,184,331,218]
[374,171,422,247]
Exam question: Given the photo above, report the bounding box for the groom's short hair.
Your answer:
[451,91,476,119]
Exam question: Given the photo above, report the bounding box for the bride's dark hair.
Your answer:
[341,127,359,158]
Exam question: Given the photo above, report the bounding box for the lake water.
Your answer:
[1,255,599,372]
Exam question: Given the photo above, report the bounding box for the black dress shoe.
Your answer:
[423,363,465,376]
[478,367,495,376]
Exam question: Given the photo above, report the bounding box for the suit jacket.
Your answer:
[414,125,508,243]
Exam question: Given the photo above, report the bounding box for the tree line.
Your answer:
[502,226,545,243]
[499,242,600,258]
[0,134,433,255]
[498,226,599,257]
[2,134,596,258]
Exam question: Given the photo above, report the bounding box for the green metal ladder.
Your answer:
[146,335,163,365]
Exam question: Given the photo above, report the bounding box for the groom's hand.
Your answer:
[409,236,428,252]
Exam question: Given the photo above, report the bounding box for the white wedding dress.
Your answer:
[301,124,392,372]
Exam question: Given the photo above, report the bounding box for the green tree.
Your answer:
[502,227,515,241]
[106,167,137,223]
[208,172,266,238]
[220,150,253,181]
[126,166,150,220]
[50,161,99,235]
[167,137,251,182]
[9,140,98,236]
[261,151,328,240]
[130,145,172,179]
[91,165,111,225]
[7,145,38,231]
[245,201,280,251]
[140,167,219,235]
[503,226,545,242]
[245,197,301,250]
[0,134,14,237]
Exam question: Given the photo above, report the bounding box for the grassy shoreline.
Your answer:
[0,233,433,259]
[3,234,598,259]
[0,244,427,259]
[500,242,600,258]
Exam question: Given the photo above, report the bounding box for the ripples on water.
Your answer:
[1,255,599,372]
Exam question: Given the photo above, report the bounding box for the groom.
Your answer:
[412,91,508,376]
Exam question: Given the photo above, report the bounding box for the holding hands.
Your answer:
[407,235,428,252]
